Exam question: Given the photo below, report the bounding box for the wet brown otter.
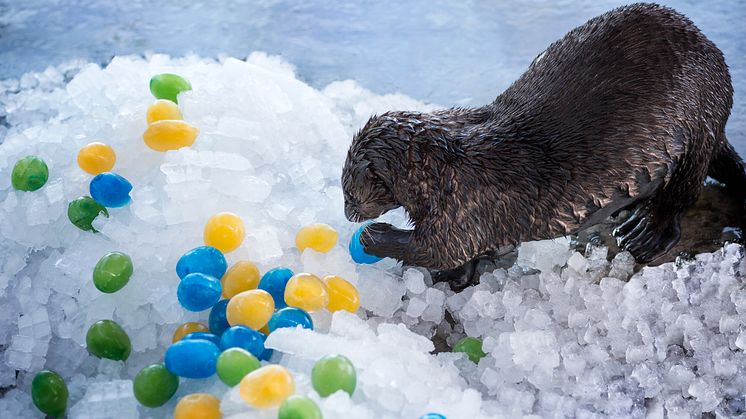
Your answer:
[341,3,745,275]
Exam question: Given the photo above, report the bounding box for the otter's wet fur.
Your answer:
[341,3,745,272]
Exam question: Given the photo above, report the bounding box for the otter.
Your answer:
[341,3,745,278]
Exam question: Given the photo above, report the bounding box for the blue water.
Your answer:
[1,0,745,152]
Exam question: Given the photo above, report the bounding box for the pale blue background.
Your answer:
[1,0,744,152]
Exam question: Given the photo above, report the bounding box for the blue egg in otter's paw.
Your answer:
[349,223,383,264]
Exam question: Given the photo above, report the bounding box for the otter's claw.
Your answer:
[361,223,412,262]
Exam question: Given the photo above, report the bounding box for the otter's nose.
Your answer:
[344,204,358,222]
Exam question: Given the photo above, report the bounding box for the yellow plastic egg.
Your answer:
[323,275,361,313]
[143,120,199,152]
[239,365,294,409]
[172,322,209,343]
[284,273,328,313]
[174,393,221,419]
[221,261,260,299]
[295,223,338,253]
[226,290,275,330]
[146,99,183,124]
[77,142,116,175]
[204,212,245,253]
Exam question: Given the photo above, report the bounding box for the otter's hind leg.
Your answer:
[708,139,746,200]
[613,202,683,262]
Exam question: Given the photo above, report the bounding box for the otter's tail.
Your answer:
[708,138,746,200]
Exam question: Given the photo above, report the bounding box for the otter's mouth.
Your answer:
[344,203,404,223]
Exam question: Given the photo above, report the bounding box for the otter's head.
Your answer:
[342,113,407,222]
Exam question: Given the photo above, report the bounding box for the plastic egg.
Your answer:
[226,289,275,330]
[172,322,209,343]
[11,155,48,192]
[165,339,220,379]
[176,246,227,280]
[86,320,131,361]
[77,142,116,175]
[146,99,183,124]
[322,275,360,313]
[149,73,192,103]
[219,325,265,354]
[182,332,222,347]
[173,393,221,419]
[453,337,487,363]
[216,348,261,387]
[89,172,132,208]
[177,273,222,312]
[284,273,328,313]
[204,212,245,253]
[349,223,383,264]
[295,223,338,253]
[67,196,108,231]
[220,325,270,360]
[92,252,133,293]
[311,354,356,397]
[143,120,199,152]
[208,300,230,336]
[257,267,294,308]
[133,363,179,408]
[278,395,322,419]
[221,261,260,299]
[267,307,313,333]
[239,365,294,409]
[31,370,68,418]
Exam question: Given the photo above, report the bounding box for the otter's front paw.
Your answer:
[361,223,411,261]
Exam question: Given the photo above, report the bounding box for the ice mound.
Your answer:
[1,53,745,418]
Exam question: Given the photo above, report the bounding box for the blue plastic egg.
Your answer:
[89,172,132,208]
[164,339,220,379]
[209,299,230,336]
[349,223,383,264]
[267,307,313,332]
[419,414,446,419]
[220,325,272,360]
[182,332,222,347]
[257,267,294,308]
[176,246,227,280]
[177,273,222,312]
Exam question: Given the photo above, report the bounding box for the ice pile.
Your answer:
[1,53,745,418]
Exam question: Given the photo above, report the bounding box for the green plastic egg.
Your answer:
[68,196,108,231]
[453,336,487,363]
[93,252,133,293]
[11,155,48,191]
[278,395,323,419]
[216,347,261,386]
[133,363,179,407]
[311,354,356,397]
[31,370,68,418]
[86,319,131,361]
[149,73,192,103]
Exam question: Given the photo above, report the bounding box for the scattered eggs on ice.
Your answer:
[2,53,742,419]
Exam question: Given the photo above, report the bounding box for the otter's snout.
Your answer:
[344,203,360,222]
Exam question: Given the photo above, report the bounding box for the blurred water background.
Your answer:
[1,0,744,153]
